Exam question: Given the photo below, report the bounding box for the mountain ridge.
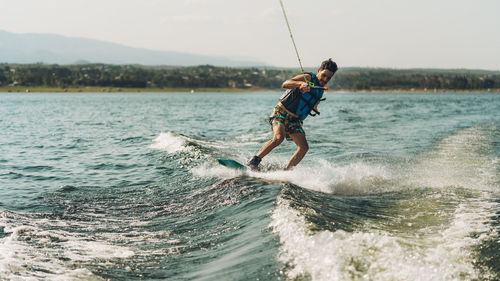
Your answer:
[0,30,266,67]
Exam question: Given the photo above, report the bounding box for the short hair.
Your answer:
[320,58,338,73]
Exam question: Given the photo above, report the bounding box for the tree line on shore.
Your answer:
[1,63,499,91]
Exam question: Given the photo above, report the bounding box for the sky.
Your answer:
[1,0,499,70]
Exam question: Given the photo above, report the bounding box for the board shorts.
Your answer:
[269,105,305,141]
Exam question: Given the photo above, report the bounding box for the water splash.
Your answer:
[150,132,192,153]
[269,125,499,281]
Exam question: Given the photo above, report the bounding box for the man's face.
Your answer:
[316,69,334,86]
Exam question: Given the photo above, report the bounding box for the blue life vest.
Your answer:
[295,72,324,120]
[279,72,324,120]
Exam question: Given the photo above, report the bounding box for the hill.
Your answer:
[0,30,266,67]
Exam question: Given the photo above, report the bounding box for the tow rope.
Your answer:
[279,0,305,76]
[278,0,327,91]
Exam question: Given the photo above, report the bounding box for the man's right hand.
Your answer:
[299,82,310,92]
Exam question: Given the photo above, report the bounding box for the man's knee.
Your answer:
[297,143,309,153]
[272,134,285,145]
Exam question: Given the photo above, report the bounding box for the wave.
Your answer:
[256,160,392,195]
[268,124,499,281]
[193,159,392,196]
[149,131,231,159]
[270,194,497,281]
[0,209,185,280]
[152,124,499,280]
[150,132,193,153]
[407,124,499,192]
[0,211,132,280]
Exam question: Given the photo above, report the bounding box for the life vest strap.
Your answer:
[299,95,325,117]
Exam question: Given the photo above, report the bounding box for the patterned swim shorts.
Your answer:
[269,105,304,140]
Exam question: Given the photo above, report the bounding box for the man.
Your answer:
[247,58,338,171]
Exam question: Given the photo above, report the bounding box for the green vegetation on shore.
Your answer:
[1,63,499,92]
[0,86,253,93]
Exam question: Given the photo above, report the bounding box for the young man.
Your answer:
[247,58,338,171]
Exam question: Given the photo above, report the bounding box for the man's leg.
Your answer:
[285,132,309,170]
[248,124,285,170]
[256,124,285,158]
[247,123,286,171]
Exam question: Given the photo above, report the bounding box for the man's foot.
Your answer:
[247,156,261,171]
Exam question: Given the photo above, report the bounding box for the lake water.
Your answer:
[0,91,499,280]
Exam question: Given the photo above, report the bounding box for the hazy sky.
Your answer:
[1,0,499,69]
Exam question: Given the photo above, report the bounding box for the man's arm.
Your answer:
[282,73,313,92]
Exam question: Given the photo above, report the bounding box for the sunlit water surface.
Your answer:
[0,91,499,280]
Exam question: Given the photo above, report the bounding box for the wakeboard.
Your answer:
[216,159,247,170]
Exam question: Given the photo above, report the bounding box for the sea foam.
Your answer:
[0,211,182,280]
[150,132,191,153]
[192,159,391,196]
[270,196,494,281]
[255,160,391,195]
[269,125,499,281]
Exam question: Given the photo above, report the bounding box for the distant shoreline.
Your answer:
[2,64,499,93]
[0,86,498,94]
[0,86,257,93]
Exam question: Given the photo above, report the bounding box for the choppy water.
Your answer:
[0,91,499,280]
